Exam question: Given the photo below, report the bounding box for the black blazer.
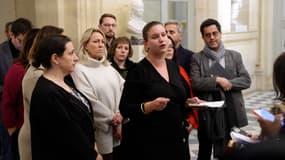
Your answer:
[30,76,97,160]
[119,58,187,160]
[176,45,194,76]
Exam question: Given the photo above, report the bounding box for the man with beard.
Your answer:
[98,13,117,59]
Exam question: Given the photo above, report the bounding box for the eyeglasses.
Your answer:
[102,23,117,28]
[204,31,220,39]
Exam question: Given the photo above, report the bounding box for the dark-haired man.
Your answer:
[191,18,251,160]
[0,17,32,160]
[0,17,32,116]
[98,13,117,51]
[4,21,13,40]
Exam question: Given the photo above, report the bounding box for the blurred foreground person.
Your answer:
[222,52,285,160]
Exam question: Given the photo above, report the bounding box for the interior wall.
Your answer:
[32,0,133,49]
[101,0,131,37]
[195,0,218,52]
[0,0,275,92]
[0,0,36,42]
[259,0,274,90]
[0,0,133,48]
[15,0,36,24]
[0,0,15,42]
[273,0,285,68]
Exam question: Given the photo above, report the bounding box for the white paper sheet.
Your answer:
[188,100,224,108]
[230,131,259,144]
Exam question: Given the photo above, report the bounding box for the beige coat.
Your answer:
[18,66,44,160]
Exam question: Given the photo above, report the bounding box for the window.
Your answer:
[231,0,249,32]
[143,0,195,49]
[218,0,258,33]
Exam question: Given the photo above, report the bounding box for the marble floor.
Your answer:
[189,91,276,160]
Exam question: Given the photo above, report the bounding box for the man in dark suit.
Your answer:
[190,18,251,160]
[165,21,194,75]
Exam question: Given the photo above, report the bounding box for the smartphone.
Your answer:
[252,108,275,122]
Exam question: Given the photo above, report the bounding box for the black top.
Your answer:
[30,76,97,160]
[8,39,20,59]
[119,58,187,160]
[110,58,135,79]
[222,138,285,160]
[177,45,194,76]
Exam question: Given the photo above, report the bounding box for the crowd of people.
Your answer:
[0,13,284,160]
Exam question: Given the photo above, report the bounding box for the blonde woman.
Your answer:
[72,28,124,160]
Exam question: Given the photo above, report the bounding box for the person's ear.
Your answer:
[51,53,59,65]
[178,32,183,41]
[144,41,149,53]
[10,32,15,39]
[84,45,89,53]
[6,31,13,39]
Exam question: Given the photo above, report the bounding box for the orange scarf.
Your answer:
[179,66,199,129]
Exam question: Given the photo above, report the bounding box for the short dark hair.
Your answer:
[108,36,133,58]
[11,18,32,36]
[18,28,40,67]
[200,18,221,36]
[142,21,163,41]
[99,13,116,25]
[5,21,13,32]
[32,35,71,69]
[273,52,285,101]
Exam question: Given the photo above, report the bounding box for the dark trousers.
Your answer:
[10,129,19,160]
[0,124,11,160]
[197,128,225,160]
[102,145,120,160]
[182,120,191,160]
[197,111,227,160]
